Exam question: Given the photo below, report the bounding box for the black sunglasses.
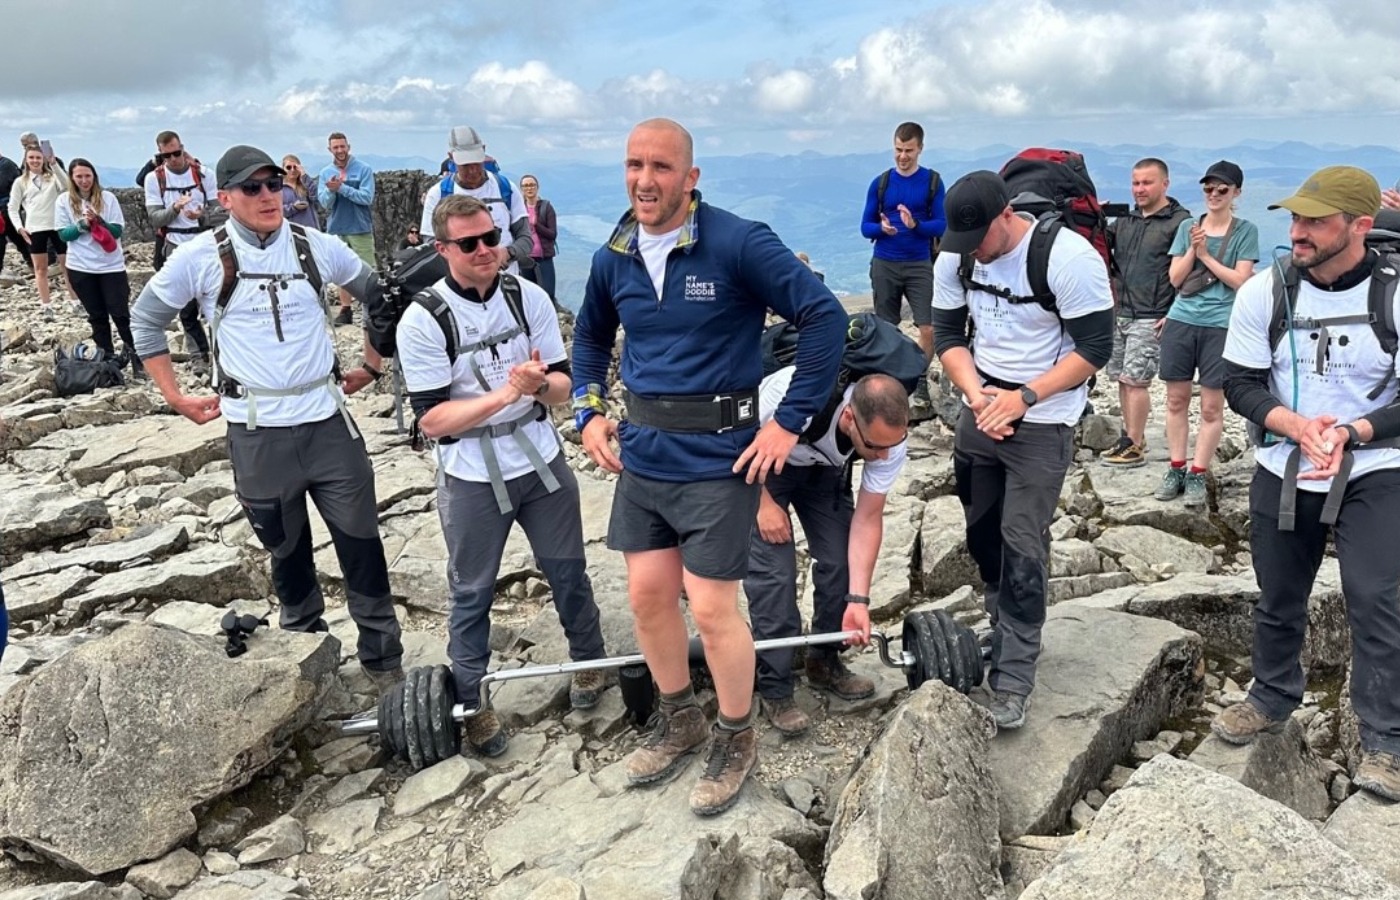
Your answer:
[157,149,184,161]
[441,227,502,253]
[851,412,906,452]
[232,176,285,196]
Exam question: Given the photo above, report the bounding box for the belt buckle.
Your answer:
[712,393,755,434]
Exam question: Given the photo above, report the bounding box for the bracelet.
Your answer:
[361,362,383,382]
[1341,424,1362,447]
[845,593,871,606]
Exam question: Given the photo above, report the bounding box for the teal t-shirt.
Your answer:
[1166,217,1260,328]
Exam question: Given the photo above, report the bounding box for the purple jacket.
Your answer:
[281,175,321,230]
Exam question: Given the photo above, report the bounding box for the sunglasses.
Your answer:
[231,176,285,196]
[851,412,906,452]
[157,149,184,161]
[441,227,502,253]
[1203,184,1232,197]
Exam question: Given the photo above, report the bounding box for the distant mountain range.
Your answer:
[96,141,1400,311]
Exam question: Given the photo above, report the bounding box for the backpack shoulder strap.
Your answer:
[190,161,204,198]
[1368,251,1400,358]
[499,273,531,338]
[494,172,513,210]
[1269,261,1302,352]
[439,174,454,198]
[925,168,941,218]
[214,226,237,308]
[412,288,459,363]
[156,165,167,195]
[876,169,892,213]
[288,223,324,296]
[1026,213,1064,314]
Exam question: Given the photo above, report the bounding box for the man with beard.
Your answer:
[419,126,532,277]
[318,132,376,325]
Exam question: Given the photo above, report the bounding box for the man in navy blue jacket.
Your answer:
[572,117,846,817]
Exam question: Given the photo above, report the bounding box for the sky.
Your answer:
[5,0,1400,170]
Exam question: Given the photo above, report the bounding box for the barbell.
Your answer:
[341,609,981,771]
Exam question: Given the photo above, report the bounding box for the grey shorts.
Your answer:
[1159,319,1228,389]
[871,257,934,327]
[1105,317,1160,386]
[606,470,760,581]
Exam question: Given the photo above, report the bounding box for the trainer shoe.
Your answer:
[761,696,811,737]
[1183,471,1209,509]
[1100,437,1148,468]
[334,306,355,327]
[690,724,758,816]
[626,703,708,786]
[1153,466,1186,501]
[1354,750,1400,801]
[189,352,210,377]
[1210,701,1286,745]
[569,668,607,710]
[462,709,509,758]
[359,663,406,696]
[41,305,55,322]
[805,653,876,701]
[980,690,1030,730]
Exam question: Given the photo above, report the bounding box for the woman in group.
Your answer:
[54,158,142,379]
[519,174,557,301]
[6,146,74,319]
[1155,161,1260,510]
[280,155,320,229]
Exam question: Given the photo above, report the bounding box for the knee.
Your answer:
[689,599,741,635]
[1164,390,1190,415]
[1199,396,1224,423]
[628,589,679,626]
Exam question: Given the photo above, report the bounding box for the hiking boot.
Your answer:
[569,668,607,710]
[1153,466,1186,501]
[1210,701,1286,745]
[462,709,509,758]
[980,690,1030,731]
[626,703,708,786]
[690,724,758,816]
[359,663,406,697]
[762,696,811,737]
[1100,437,1148,468]
[334,306,355,327]
[1183,471,1209,509]
[1354,750,1400,801]
[805,654,875,701]
[189,351,210,376]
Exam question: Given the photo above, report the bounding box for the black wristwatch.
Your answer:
[361,362,384,383]
[1020,386,1039,407]
[1340,423,1363,447]
[845,593,871,606]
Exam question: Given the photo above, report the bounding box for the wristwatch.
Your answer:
[1020,386,1039,407]
[1340,423,1363,447]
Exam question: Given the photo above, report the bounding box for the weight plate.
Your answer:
[933,610,966,693]
[923,611,953,689]
[387,674,408,763]
[428,665,459,761]
[402,668,425,771]
[414,665,438,768]
[957,623,983,690]
[618,663,656,726]
[902,614,925,690]
[378,689,400,759]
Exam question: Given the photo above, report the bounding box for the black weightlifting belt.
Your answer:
[623,388,759,434]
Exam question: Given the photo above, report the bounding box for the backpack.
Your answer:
[438,170,513,210]
[761,312,927,441]
[54,343,124,397]
[874,167,942,251]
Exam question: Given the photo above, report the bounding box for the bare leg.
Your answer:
[1164,381,1193,462]
[683,569,755,721]
[30,254,51,307]
[1192,387,1225,471]
[625,549,690,694]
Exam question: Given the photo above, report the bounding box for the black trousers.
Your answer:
[68,269,134,354]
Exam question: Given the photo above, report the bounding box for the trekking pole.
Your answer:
[391,357,406,434]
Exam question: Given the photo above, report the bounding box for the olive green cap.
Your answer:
[1269,166,1381,218]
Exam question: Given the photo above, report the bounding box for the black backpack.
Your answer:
[761,312,926,440]
[54,343,124,397]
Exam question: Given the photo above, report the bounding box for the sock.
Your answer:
[1189,465,1207,475]
[659,684,696,711]
[1170,460,1186,469]
[717,711,752,733]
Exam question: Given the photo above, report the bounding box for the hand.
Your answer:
[172,194,189,211]
[170,393,222,425]
[841,603,872,646]
[181,205,201,221]
[327,175,343,193]
[507,349,548,396]
[973,386,1025,439]
[896,203,916,230]
[294,201,309,211]
[582,415,622,474]
[494,246,512,269]
[1381,189,1400,211]
[1295,414,1340,475]
[18,228,30,243]
[341,367,373,396]
[1153,317,1167,339]
[1189,225,1210,259]
[879,213,897,236]
[756,501,792,544]
[733,419,799,484]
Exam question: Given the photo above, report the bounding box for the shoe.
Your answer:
[70,299,86,317]
[805,654,875,701]
[762,696,811,737]
[1354,750,1400,801]
[626,703,708,786]
[1183,471,1208,509]
[690,724,758,816]
[569,668,607,710]
[190,351,210,376]
[129,352,148,382]
[334,307,355,327]
[359,663,405,696]
[910,380,933,407]
[41,305,55,322]
[462,709,509,758]
[1153,466,1186,501]
[981,690,1030,730]
[1100,437,1148,468]
[1210,701,1286,745]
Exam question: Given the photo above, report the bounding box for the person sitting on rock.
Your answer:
[396,194,610,758]
[930,171,1113,732]
[128,144,405,695]
[744,369,906,736]
[1217,166,1400,802]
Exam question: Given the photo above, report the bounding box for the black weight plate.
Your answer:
[933,611,967,693]
[618,663,656,726]
[402,668,426,771]
[378,689,400,759]
[386,674,408,763]
[957,624,984,689]
[923,611,953,689]
[902,614,925,690]
[414,665,438,768]
[428,665,459,761]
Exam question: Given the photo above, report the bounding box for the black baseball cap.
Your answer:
[942,171,1011,254]
[216,145,284,189]
[1200,160,1244,188]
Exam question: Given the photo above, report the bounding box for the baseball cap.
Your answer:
[216,145,283,188]
[1269,166,1382,219]
[1200,160,1244,188]
[941,171,1011,254]
[448,126,487,165]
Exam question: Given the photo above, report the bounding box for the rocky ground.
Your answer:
[2,244,1399,900]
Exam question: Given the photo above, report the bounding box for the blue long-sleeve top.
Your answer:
[316,157,374,235]
[573,192,847,482]
[860,166,946,262]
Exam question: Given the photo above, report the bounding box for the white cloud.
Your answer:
[755,70,816,113]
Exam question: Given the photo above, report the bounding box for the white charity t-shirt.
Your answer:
[932,213,1113,426]
[150,223,364,425]
[1224,263,1400,491]
[759,365,907,495]
[143,163,218,246]
[419,174,528,275]
[397,274,567,483]
[52,190,125,274]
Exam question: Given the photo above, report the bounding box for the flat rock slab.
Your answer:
[4,567,101,624]
[64,544,271,621]
[1084,461,1227,545]
[1323,791,1400,888]
[1020,755,1400,900]
[0,624,339,875]
[0,482,109,560]
[6,524,190,580]
[920,495,981,600]
[1093,524,1215,575]
[65,416,228,486]
[1188,718,1331,820]
[986,606,1202,839]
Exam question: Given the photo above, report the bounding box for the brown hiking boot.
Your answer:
[690,724,759,816]
[462,709,508,758]
[570,668,607,710]
[1210,701,1286,745]
[1355,750,1400,801]
[762,696,811,737]
[805,654,875,701]
[626,704,708,786]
